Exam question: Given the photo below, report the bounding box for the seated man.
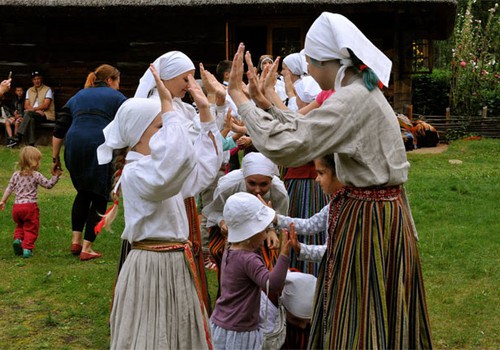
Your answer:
[17,71,55,146]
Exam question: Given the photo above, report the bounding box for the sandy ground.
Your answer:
[409,143,448,154]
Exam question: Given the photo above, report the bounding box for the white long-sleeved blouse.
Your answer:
[120,111,222,243]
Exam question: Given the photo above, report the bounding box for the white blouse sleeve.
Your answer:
[181,120,223,198]
[126,112,196,201]
[298,243,326,263]
[276,204,329,234]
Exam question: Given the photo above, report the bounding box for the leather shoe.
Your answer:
[70,243,82,255]
[80,251,102,261]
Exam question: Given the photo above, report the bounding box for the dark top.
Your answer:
[211,248,289,332]
[57,86,126,196]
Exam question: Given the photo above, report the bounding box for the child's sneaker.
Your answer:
[23,249,33,258]
[13,239,22,256]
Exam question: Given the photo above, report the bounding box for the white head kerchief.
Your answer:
[97,98,161,165]
[304,12,392,91]
[134,51,195,98]
[280,271,317,319]
[283,53,308,76]
[241,152,279,178]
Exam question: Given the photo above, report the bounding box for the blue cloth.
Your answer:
[63,87,126,197]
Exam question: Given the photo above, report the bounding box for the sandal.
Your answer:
[70,243,83,255]
[80,251,102,261]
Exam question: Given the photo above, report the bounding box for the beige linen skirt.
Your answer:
[110,248,212,349]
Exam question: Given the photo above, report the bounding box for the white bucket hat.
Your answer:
[280,271,317,319]
[223,192,276,243]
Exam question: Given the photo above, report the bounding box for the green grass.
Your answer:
[0,140,499,349]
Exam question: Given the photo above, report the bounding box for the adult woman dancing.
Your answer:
[227,12,432,349]
[98,64,219,349]
[52,64,126,261]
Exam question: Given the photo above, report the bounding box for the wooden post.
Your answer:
[482,106,488,118]
[408,104,413,120]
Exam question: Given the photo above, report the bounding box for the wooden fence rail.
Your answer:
[417,115,500,141]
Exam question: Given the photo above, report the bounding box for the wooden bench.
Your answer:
[0,121,55,146]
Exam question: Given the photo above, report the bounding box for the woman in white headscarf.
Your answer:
[282,52,321,111]
[226,12,432,350]
[202,152,289,298]
[100,65,220,349]
[134,51,224,313]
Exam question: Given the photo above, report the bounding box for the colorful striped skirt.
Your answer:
[284,178,330,276]
[308,186,433,349]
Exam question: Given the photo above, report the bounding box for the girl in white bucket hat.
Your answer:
[210,192,291,350]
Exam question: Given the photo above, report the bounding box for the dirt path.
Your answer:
[409,143,448,154]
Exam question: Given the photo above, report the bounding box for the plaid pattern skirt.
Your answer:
[284,178,330,276]
[308,186,433,349]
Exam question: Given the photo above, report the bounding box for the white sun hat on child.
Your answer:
[223,192,276,243]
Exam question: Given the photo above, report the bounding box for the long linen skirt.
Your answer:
[284,178,330,276]
[308,188,433,349]
[110,249,212,350]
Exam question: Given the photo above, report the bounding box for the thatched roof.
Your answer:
[0,0,456,6]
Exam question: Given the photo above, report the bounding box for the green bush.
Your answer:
[412,69,451,116]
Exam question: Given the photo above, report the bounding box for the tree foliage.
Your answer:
[449,0,500,116]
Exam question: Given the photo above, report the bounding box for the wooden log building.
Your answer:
[0,0,457,113]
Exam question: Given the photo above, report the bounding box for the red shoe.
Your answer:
[80,251,102,261]
[70,243,82,255]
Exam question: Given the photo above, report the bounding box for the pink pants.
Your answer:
[12,203,40,250]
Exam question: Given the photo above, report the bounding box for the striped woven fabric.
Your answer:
[184,197,212,315]
[284,178,330,276]
[308,187,433,349]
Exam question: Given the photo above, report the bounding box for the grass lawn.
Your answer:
[0,139,499,349]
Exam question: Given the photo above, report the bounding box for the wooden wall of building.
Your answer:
[0,7,227,109]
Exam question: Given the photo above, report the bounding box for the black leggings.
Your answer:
[71,190,107,243]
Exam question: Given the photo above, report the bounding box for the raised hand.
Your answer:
[201,63,226,97]
[289,222,301,254]
[149,64,173,113]
[187,74,214,123]
[244,51,271,109]
[228,43,250,107]
[280,228,291,256]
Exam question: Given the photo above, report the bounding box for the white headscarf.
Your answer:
[241,152,279,178]
[97,98,161,165]
[134,51,195,98]
[283,53,308,76]
[304,12,392,91]
[280,271,317,319]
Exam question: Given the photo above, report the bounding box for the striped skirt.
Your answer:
[284,178,330,276]
[110,247,212,349]
[308,186,433,349]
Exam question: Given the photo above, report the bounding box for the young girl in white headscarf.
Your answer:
[98,65,220,349]
[227,12,432,350]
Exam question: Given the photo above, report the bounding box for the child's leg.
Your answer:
[20,204,40,250]
[14,118,22,135]
[5,119,14,138]
[12,204,25,241]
